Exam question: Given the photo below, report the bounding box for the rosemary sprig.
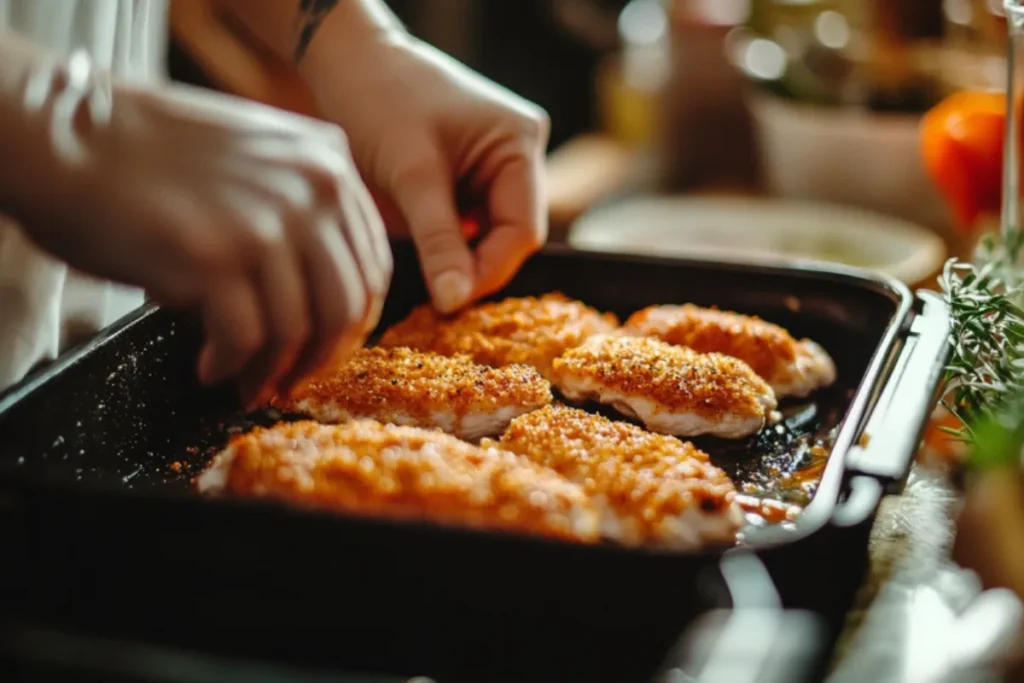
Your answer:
[939,229,1024,445]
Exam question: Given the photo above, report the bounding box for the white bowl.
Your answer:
[747,91,954,238]
[568,195,947,287]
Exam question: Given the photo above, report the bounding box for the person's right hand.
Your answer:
[12,54,391,407]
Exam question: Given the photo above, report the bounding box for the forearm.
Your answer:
[214,0,405,74]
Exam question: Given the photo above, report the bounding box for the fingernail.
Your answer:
[432,271,473,314]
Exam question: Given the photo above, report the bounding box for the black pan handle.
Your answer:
[844,290,951,489]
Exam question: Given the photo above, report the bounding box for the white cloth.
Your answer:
[0,0,168,390]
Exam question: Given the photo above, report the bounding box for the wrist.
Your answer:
[297,0,407,84]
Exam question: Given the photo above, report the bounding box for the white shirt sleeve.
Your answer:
[0,0,169,388]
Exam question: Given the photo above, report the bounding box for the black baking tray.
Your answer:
[0,243,950,683]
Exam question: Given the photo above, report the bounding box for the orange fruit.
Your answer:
[920,91,1012,234]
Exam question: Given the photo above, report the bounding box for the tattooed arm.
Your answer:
[213,0,405,70]
[294,0,341,62]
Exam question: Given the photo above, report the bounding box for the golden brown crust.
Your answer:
[550,335,775,421]
[624,305,798,380]
[271,347,552,438]
[200,420,599,543]
[490,405,741,545]
[378,293,619,379]
[622,305,835,395]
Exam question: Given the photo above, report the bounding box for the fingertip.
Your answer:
[363,294,385,336]
[471,224,541,299]
[431,269,474,314]
[411,225,475,312]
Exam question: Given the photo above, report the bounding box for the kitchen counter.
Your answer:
[827,464,965,682]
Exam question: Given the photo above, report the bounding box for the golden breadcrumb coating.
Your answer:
[488,405,744,547]
[197,420,600,543]
[271,347,552,440]
[378,293,619,379]
[550,334,777,439]
[622,305,836,398]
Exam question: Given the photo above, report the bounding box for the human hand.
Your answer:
[12,54,391,406]
[303,34,550,314]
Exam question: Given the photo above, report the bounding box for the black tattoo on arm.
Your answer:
[294,0,341,63]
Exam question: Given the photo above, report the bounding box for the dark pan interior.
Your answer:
[0,244,908,683]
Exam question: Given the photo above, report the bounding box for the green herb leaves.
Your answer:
[940,230,1024,449]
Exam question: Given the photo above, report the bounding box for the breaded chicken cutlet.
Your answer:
[622,304,836,398]
[197,420,600,543]
[272,347,552,440]
[550,334,777,439]
[487,405,744,548]
[378,293,618,380]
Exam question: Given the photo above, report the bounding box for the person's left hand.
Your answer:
[305,35,550,314]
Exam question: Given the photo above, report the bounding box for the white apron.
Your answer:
[0,0,168,390]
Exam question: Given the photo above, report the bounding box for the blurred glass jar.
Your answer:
[594,0,671,147]
[944,0,1009,53]
[999,0,1024,273]
[658,0,760,190]
[586,0,760,189]
[921,1,1007,95]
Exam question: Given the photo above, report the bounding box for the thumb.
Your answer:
[390,155,475,314]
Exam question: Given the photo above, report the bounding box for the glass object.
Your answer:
[1005,0,1023,238]
[994,0,1024,297]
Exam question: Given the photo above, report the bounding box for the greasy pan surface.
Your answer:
[0,244,911,683]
